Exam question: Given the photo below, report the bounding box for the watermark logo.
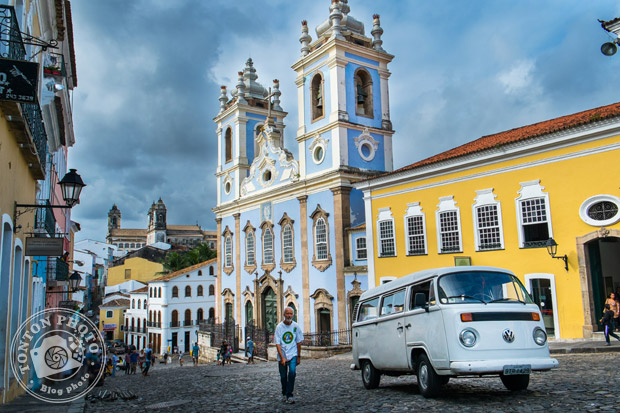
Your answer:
[9,308,106,403]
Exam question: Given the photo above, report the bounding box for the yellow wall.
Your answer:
[100,306,126,341]
[369,134,620,339]
[107,257,164,286]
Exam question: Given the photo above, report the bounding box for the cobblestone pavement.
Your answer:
[76,352,620,412]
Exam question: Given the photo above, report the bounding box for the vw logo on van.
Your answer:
[502,329,515,343]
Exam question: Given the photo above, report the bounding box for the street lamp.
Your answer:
[599,18,620,56]
[47,271,82,294]
[14,168,86,232]
[545,238,568,272]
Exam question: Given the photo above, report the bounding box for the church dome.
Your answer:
[315,0,365,39]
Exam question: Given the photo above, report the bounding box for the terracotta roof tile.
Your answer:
[100,298,130,308]
[390,102,620,175]
[149,258,217,283]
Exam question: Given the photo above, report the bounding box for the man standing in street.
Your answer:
[143,344,152,376]
[246,336,255,364]
[192,342,200,366]
[275,307,303,404]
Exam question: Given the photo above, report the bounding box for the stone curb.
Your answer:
[549,345,620,354]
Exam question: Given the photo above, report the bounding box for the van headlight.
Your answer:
[533,327,547,346]
[459,329,477,347]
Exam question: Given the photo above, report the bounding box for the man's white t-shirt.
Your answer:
[274,320,304,361]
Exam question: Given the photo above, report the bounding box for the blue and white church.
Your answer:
[213,1,394,335]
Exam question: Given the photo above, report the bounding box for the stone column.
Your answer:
[234,213,241,324]
[331,186,351,331]
[297,195,311,331]
[216,218,222,321]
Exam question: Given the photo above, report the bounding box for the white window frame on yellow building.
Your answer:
[515,180,553,248]
[377,208,396,257]
[472,188,505,252]
[404,202,427,256]
[436,196,463,254]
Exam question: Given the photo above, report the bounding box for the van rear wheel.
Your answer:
[361,360,381,389]
[500,374,530,391]
[417,354,442,398]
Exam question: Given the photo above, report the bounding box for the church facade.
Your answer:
[213,1,393,334]
[106,199,216,252]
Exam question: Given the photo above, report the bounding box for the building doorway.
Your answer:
[586,237,620,328]
[525,274,558,338]
[318,308,331,333]
[262,287,277,332]
[172,332,178,352]
[185,331,191,353]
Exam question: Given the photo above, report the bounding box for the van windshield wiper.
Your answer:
[445,295,487,304]
[488,298,526,305]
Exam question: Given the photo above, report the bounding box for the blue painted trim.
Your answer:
[246,113,267,121]
[345,52,379,67]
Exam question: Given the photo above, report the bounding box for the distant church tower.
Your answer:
[214,58,288,205]
[108,204,121,234]
[147,198,167,244]
[293,1,394,175]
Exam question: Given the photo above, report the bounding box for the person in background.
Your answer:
[124,352,131,375]
[605,293,619,332]
[192,342,200,366]
[220,340,229,366]
[142,344,153,376]
[246,337,255,364]
[600,303,620,345]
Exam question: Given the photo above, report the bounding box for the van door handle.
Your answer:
[405,323,412,329]
[397,323,404,331]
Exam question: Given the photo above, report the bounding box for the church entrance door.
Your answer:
[262,287,277,333]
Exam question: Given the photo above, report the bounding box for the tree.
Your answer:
[160,243,217,274]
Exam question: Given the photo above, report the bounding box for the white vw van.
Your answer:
[352,266,558,398]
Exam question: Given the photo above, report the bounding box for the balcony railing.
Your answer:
[0,5,48,177]
[46,257,68,281]
[35,201,56,234]
[183,320,193,327]
[170,321,180,328]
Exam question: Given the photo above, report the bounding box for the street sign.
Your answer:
[0,58,39,104]
[25,237,64,256]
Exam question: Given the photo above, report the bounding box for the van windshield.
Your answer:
[437,271,533,305]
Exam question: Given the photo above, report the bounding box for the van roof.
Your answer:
[359,266,513,301]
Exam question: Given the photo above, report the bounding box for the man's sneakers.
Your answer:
[281,396,295,404]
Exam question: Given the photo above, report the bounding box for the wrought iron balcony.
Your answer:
[34,201,57,234]
[0,5,48,179]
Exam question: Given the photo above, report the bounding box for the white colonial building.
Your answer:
[124,286,148,350]
[145,259,217,353]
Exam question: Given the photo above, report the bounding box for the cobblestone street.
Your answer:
[75,352,620,412]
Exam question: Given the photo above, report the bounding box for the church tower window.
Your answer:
[225,127,233,163]
[354,68,373,117]
[310,73,324,121]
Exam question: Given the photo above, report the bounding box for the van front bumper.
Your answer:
[449,357,559,374]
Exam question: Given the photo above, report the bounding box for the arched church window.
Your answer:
[263,228,274,265]
[282,225,294,263]
[310,204,332,271]
[225,235,233,268]
[354,69,373,117]
[225,127,233,163]
[311,73,324,121]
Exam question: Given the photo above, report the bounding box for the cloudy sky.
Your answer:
[68,0,620,243]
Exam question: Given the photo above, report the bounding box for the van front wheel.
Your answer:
[500,374,529,391]
[417,354,441,398]
[361,360,381,389]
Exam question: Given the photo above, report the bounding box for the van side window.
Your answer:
[410,281,432,310]
[358,297,380,321]
[428,280,436,306]
[381,290,406,316]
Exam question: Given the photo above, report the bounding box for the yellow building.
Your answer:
[106,246,166,286]
[356,102,620,340]
[100,298,130,341]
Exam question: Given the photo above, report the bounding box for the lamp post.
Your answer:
[545,238,568,272]
[14,168,86,232]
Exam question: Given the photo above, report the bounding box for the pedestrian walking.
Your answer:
[275,307,304,404]
[138,350,145,373]
[220,341,229,366]
[111,353,118,377]
[605,293,619,332]
[129,350,138,374]
[124,352,131,375]
[179,349,184,366]
[600,303,620,345]
[143,344,153,376]
[246,337,255,364]
[192,342,200,366]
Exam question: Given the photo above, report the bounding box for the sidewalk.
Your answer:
[548,333,620,354]
[0,395,84,413]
